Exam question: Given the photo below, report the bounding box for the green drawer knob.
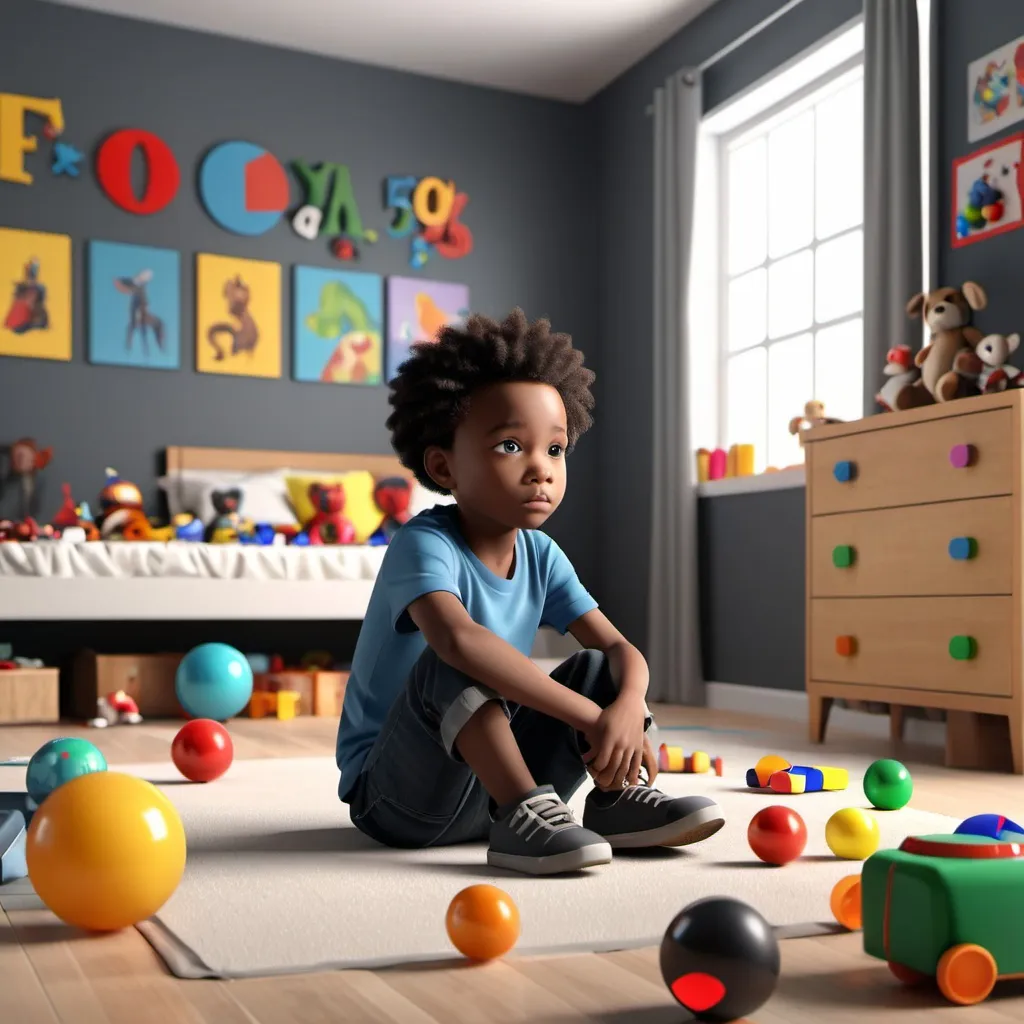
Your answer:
[949,635,977,660]
[832,544,855,568]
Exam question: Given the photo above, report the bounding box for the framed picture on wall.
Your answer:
[0,228,72,362]
[951,132,1024,248]
[385,276,469,381]
[968,34,1024,142]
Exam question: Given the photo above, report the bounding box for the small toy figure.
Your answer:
[1,438,53,520]
[876,345,921,411]
[304,482,355,545]
[973,332,1022,393]
[98,467,144,524]
[0,518,40,542]
[87,690,143,728]
[369,476,412,544]
[203,487,251,542]
[788,400,842,445]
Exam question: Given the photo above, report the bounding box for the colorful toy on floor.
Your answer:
[825,807,880,860]
[854,832,1024,1005]
[171,719,234,782]
[747,754,791,788]
[954,813,1024,841]
[745,754,847,793]
[175,642,254,721]
[0,809,27,883]
[830,874,863,931]
[25,736,107,805]
[863,758,913,810]
[26,771,186,931]
[658,744,723,776]
[659,897,780,1022]
[445,884,520,961]
[747,805,807,866]
[248,689,301,720]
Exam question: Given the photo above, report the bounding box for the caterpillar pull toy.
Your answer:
[745,754,848,793]
[658,744,724,776]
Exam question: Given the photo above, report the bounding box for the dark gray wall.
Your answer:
[0,0,601,586]
[589,0,862,679]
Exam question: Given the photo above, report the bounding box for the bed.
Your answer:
[0,445,444,622]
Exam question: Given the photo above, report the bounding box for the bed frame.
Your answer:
[3,445,409,623]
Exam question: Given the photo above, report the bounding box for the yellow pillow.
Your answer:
[285,471,381,543]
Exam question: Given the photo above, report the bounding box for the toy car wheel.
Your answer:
[936,944,997,1005]
[829,874,862,931]
[888,961,928,986]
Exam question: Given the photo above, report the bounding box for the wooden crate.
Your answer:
[246,670,349,718]
[0,668,60,724]
[70,651,185,721]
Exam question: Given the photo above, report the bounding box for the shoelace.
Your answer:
[622,785,671,806]
[510,792,577,837]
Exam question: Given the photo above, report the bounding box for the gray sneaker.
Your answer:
[487,785,612,875]
[583,785,725,849]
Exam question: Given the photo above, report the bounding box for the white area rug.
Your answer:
[1,730,957,979]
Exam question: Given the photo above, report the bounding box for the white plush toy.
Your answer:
[975,332,1021,393]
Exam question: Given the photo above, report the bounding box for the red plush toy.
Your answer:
[372,476,412,542]
[305,482,356,545]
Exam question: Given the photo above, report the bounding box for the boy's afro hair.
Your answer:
[386,307,596,494]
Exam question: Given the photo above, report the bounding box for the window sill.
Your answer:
[697,465,806,497]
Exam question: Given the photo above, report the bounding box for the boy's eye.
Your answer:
[548,444,564,458]
[495,439,521,454]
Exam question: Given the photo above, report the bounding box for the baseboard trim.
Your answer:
[705,681,946,746]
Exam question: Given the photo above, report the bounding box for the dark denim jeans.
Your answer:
[347,648,620,849]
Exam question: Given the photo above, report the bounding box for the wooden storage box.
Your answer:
[70,651,185,721]
[246,670,349,718]
[0,668,59,724]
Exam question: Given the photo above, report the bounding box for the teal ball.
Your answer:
[26,737,108,804]
[863,758,913,811]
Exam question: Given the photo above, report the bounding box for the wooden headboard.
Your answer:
[164,445,409,481]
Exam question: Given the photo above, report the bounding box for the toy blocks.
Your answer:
[658,744,723,776]
[745,754,848,793]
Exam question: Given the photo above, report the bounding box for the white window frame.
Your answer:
[714,52,865,471]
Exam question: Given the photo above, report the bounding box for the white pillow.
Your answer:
[409,481,455,517]
[158,470,297,526]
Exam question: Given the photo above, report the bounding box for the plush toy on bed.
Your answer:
[368,476,412,545]
[203,487,253,543]
[304,482,356,545]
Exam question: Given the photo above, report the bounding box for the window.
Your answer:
[712,44,864,473]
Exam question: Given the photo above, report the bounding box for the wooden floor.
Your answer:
[2,705,1024,1024]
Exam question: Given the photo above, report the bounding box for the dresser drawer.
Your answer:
[810,497,1014,597]
[809,596,1012,697]
[808,409,1014,515]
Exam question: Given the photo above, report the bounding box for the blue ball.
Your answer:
[954,812,1024,841]
[175,643,254,721]
[26,737,107,804]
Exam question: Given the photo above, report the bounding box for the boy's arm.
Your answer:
[567,609,649,704]
[406,591,603,733]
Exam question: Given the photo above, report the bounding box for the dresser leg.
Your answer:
[1009,711,1024,775]
[808,695,833,743]
[889,705,906,743]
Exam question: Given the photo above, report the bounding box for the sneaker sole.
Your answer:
[487,840,613,876]
[601,804,726,850]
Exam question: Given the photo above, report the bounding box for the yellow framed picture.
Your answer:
[195,252,281,378]
[0,227,72,361]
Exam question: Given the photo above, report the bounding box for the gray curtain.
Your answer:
[648,71,703,706]
[864,0,922,414]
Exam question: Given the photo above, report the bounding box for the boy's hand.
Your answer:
[582,692,648,790]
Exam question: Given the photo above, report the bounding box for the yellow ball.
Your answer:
[26,771,186,932]
[825,807,880,860]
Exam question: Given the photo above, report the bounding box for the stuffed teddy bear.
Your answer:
[304,482,356,545]
[897,282,988,408]
[203,487,252,543]
[876,345,921,411]
[369,476,412,544]
[787,400,842,445]
[973,332,1022,393]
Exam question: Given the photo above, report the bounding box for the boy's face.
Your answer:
[428,381,568,530]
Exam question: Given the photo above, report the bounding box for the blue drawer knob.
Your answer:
[833,460,856,483]
[948,537,978,561]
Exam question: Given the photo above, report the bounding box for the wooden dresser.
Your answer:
[804,390,1024,774]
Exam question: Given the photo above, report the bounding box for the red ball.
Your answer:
[747,805,807,865]
[171,719,234,783]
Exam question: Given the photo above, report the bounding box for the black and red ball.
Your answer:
[659,897,780,1022]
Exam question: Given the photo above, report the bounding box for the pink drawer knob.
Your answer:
[949,444,975,469]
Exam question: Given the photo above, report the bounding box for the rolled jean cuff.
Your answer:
[439,684,508,756]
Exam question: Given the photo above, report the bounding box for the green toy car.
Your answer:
[837,833,1024,1005]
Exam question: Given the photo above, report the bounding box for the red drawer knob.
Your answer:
[835,635,857,657]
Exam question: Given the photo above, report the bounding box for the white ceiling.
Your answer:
[46,0,718,103]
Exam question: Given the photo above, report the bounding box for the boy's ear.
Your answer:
[423,447,455,491]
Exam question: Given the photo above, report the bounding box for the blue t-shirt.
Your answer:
[336,504,598,801]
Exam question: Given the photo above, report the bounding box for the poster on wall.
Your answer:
[968,35,1024,142]
[88,241,181,370]
[385,277,470,381]
[195,253,282,378]
[952,131,1024,247]
[292,266,383,385]
[0,227,72,362]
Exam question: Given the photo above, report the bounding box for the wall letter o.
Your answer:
[96,129,181,215]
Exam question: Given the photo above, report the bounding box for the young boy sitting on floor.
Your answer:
[336,308,724,875]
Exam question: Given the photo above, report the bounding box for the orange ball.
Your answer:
[445,884,520,961]
[747,805,807,865]
[830,875,863,930]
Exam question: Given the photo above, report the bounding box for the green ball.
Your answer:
[26,736,107,805]
[863,758,913,811]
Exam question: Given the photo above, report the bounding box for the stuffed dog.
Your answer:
[974,332,1022,393]
[896,282,988,408]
